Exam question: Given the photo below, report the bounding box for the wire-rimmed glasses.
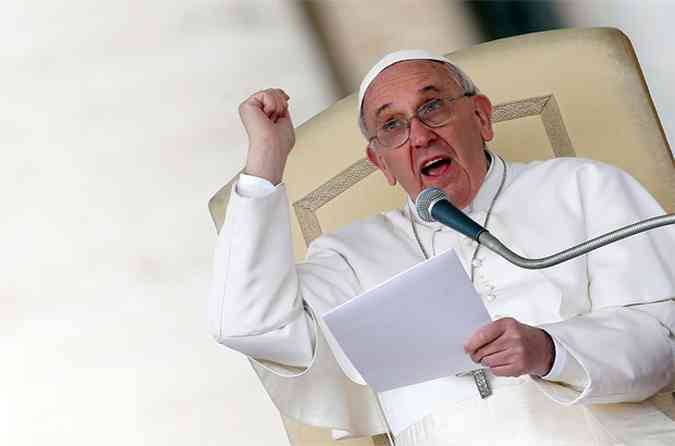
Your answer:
[368,93,474,150]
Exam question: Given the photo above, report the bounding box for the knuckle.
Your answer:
[504,318,517,329]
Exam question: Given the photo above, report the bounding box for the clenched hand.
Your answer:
[238,88,295,185]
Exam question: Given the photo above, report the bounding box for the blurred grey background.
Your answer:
[2,1,673,445]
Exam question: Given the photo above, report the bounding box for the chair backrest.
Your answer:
[209,27,674,446]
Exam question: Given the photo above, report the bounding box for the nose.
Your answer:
[409,116,436,149]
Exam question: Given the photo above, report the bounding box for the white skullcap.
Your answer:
[357,49,475,138]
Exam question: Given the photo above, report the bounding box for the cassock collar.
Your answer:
[406,149,507,229]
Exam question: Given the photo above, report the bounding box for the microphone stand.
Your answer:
[478,214,675,269]
[416,186,675,270]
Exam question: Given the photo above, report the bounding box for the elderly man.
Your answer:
[210,50,675,445]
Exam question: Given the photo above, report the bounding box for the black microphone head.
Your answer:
[415,187,448,222]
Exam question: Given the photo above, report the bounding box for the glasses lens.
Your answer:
[376,117,408,149]
[419,98,452,126]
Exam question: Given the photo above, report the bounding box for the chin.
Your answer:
[442,173,480,208]
[443,189,472,209]
[407,178,472,207]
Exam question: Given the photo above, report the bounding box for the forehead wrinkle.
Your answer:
[364,60,458,127]
[376,85,440,119]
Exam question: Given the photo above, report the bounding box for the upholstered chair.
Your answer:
[209,28,674,446]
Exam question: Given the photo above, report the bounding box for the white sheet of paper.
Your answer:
[322,249,492,393]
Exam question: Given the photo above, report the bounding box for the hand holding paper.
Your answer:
[464,318,555,377]
[322,249,492,392]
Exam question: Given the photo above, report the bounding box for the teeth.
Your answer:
[423,158,444,168]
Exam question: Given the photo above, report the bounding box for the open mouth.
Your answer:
[420,157,452,177]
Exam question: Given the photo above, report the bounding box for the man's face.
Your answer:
[363,60,494,208]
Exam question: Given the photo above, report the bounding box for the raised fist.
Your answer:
[238,88,295,185]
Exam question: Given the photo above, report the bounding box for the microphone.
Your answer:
[415,187,488,242]
[414,187,675,270]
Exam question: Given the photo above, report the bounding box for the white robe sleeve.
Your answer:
[208,177,387,436]
[533,161,675,404]
[539,336,576,385]
[209,179,363,368]
[207,175,320,367]
[236,173,276,197]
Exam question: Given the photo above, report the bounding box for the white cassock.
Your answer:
[209,150,675,445]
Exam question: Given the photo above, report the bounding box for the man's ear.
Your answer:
[366,145,397,186]
[473,95,494,143]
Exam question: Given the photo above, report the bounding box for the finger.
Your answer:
[270,87,287,105]
[471,338,507,363]
[256,91,278,119]
[276,98,291,122]
[464,321,506,354]
[273,91,289,120]
[266,91,279,121]
[269,88,289,101]
[271,91,288,123]
[271,89,284,109]
[479,349,511,369]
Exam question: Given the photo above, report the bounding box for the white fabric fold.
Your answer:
[236,173,276,198]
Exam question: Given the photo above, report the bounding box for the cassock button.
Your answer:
[472,258,482,268]
[485,293,496,302]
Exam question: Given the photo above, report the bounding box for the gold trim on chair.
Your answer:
[292,95,575,246]
[293,158,376,245]
[492,94,575,157]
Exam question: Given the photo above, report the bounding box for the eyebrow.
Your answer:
[419,85,440,94]
[374,85,442,118]
[375,103,391,118]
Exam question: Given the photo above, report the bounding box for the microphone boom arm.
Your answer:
[477,214,675,269]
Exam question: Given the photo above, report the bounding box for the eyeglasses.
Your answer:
[368,93,474,150]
